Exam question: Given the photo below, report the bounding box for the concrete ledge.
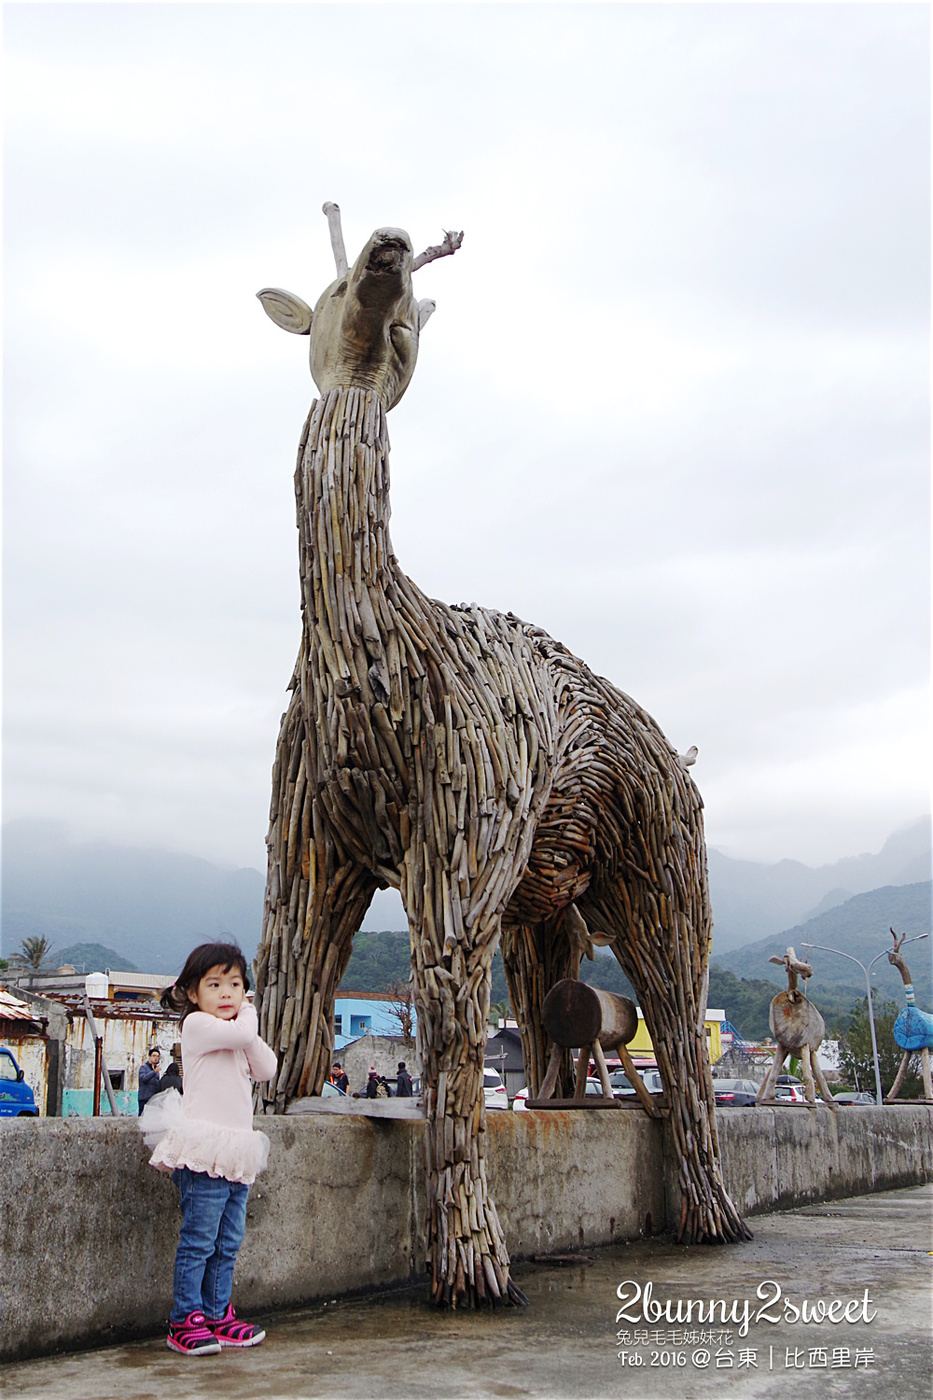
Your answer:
[1,1104,931,1362]
[486,1106,666,1254]
[714,1103,933,1215]
[285,1095,426,1119]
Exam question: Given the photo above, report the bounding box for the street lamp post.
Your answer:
[802,934,930,1105]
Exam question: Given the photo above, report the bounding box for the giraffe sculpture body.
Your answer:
[756,948,837,1110]
[253,206,750,1308]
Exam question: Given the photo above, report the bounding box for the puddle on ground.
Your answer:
[3,1190,931,1400]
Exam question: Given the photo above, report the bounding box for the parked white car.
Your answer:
[775,1084,807,1103]
[483,1065,510,1110]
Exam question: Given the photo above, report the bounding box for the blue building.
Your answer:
[333,991,414,1052]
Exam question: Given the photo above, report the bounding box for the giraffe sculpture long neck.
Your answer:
[294,384,414,879]
[297,385,395,685]
[890,952,915,1003]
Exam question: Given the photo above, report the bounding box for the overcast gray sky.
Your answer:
[4,3,929,931]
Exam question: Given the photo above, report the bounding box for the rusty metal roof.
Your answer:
[2,988,180,1023]
[0,987,41,1022]
[56,995,180,1022]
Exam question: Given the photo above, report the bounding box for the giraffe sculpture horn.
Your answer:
[322,201,349,278]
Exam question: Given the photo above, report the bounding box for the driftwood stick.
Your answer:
[322,202,349,278]
[538,1044,563,1101]
[592,1040,613,1097]
[617,1040,660,1118]
[412,229,464,272]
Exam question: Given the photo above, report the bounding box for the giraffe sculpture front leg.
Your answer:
[253,685,378,1109]
[256,833,377,1109]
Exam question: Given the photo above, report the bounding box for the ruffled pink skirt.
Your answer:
[139,1089,270,1185]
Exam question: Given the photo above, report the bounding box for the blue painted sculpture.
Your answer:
[885,927,933,1102]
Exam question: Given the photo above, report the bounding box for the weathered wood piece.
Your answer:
[254,203,750,1311]
[525,1097,624,1109]
[545,981,639,1053]
[538,977,658,1116]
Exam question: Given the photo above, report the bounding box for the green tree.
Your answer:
[488,999,511,1026]
[837,996,923,1098]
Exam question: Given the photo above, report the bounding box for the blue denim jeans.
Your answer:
[171,1167,250,1323]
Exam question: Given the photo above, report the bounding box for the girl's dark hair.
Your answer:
[160,941,251,1022]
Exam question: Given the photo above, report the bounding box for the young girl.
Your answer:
[142,941,277,1356]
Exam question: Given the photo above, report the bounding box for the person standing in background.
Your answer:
[395,1062,413,1097]
[138,1048,162,1115]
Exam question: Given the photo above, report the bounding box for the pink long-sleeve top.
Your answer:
[148,1001,278,1185]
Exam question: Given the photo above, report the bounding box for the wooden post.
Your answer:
[83,996,121,1118]
[92,1034,102,1117]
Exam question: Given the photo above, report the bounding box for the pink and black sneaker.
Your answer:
[206,1303,266,1348]
[166,1310,222,1356]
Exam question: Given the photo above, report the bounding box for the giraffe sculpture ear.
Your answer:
[257,288,313,335]
[418,298,436,330]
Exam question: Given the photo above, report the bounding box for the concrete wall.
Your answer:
[339,1033,419,1096]
[1,1104,931,1363]
[714,1104,933,1216]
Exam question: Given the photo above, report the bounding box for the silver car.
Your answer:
[610,1068,663,1098]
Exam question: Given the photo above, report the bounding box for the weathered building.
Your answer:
[0,980,179,1116]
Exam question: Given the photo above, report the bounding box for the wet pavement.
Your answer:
[2,1184,931,1400]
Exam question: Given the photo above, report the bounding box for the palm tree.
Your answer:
[13,936,57,973]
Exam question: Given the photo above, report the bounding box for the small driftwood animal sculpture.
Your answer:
[535,978,659,1117]
[757,948,836,1110]
[253,203,750,1310]
[885,928,933,1102]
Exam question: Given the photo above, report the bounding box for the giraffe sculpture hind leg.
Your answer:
[405,840,527,1307]
[591,909,749,1242]
[500,913,581,1098]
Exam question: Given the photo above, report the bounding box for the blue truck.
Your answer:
[0,1047,39,1116]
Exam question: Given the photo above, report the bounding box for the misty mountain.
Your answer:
[51,942,141,974]
[1,821,264,975]
[3,817,930,990]
[712,881,933,1012]
[707,817,930,954]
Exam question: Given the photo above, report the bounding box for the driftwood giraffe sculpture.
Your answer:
[253,204,750,1308]
[885,928,933,1102]
[756,948,836,1110]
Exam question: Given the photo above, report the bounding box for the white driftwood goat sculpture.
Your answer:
[885,928,933,1102]
[253,204,750,1309]
[757,948,836,1110]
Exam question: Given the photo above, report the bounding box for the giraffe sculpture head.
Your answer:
[258,204,463,410]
